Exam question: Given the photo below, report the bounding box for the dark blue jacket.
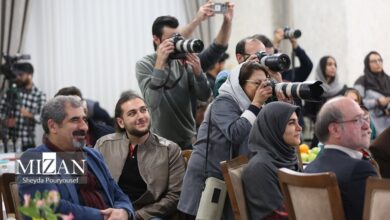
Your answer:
[282,46,313,82]
[18,145,134,220]
[304,149,377,220]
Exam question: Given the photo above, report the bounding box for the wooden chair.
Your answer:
[181,149,192,169]
[277,168,345,220]
[220,155,249,220]
[0,173,16,218]
[10,182,23,220]
[363,177,390,220]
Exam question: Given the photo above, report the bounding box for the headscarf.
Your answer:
[355,51,390,96]
[218,63,251,111]
[249,101,300,168]
[315,56,344,98]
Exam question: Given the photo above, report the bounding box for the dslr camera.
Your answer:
[212,2,228,14]
[169,33,204,59]
[267,79,324,101]
[283,27,302,39]
[255,51,291,72]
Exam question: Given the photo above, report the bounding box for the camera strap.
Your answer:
[149,60,184,90]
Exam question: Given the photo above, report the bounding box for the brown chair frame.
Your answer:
[0,173,16,217]
[220,155,249,220]
[278,168,345,220]
[363,177,390,220]
[10,182,22,220]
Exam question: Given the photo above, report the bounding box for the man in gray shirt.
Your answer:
[136,2,234,149]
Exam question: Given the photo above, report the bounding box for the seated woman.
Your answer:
[242,101,302,220]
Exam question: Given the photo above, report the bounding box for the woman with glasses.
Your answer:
[354,51,390,135]
[178,61,274,219]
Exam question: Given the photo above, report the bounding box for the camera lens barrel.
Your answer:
[273,81,324,101]
[175,39,204,53]
[256,51,291,72]
[284,28,302,39]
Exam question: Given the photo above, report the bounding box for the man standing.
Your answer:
[136,2,234,149]
[95,91,185,220]
[304,97,378,220]
[0,62,46,151]
[18,96,134,220]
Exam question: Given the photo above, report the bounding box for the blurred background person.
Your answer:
[370,126,390,178]
[354,51,390,135]
[305,56,347,147]
[178,61,273,219]
[243,102,302,220]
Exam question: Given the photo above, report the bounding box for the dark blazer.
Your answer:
[304,148,377,220]
[18,145,134,220]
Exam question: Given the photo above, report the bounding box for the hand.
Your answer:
[276,90,293,103]
[185,53,202,76]
[289,37,298,49]
[377,96,390,107]
[155,38,175,70]
[196,0,214,21]
[20,107,33,118]
[267,70,283,83]
[222,2,235,22]
[251,80,273,108]
[101,208,128,220]
[5,118,16,128]
[273,28,284,46]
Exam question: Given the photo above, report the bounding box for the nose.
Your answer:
[296,123,303,132]
[79,119,89,132]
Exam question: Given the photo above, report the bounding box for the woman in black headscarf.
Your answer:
[242,102,302,220]
[354,51,390,135]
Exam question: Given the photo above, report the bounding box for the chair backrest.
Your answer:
[10,182,22,220]
[363,177,390,220]
[182,149,192,169]
[0,173,16,215]
[277,168,345,220]
[220,155,249,220]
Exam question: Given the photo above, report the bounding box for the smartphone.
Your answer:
[213,3,228,14]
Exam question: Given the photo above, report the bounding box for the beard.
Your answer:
[127,123,151,138]
[72,130,87,148]
[16,79,29,88]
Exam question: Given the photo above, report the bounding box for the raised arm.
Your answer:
[179,0,214,38]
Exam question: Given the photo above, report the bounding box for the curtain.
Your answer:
[183,0,214,47]
[0,0,31,92]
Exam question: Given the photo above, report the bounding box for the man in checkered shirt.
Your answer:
[0,62,46,151]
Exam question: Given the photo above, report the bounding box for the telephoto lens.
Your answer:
[255,51,291,72]
[273,81,324,101]
[283,27,301,39]
[169,33,204,59]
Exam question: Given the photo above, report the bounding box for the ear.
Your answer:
[152,35,160,46]
[47,119,59,134]
[116,117,125,129]
[236,54,244,63]
[328,123,342,139]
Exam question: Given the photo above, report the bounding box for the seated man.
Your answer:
[17,96,134,220]
[95,91,185,220]
[304,97,377,220]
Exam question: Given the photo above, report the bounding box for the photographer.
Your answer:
[0,62,46,151]
[273,27,313,82]
[136,1,234,149]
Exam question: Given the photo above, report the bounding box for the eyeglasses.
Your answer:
[336,116,369,126]
[242,53,251,61]
[245,80,262,87]
[369,59,383,64]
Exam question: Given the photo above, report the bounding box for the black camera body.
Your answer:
[284,27,302,39]
[169,34,204,60]
[255,51,291,72]
[268,79,324,101]
[0,53,31,80]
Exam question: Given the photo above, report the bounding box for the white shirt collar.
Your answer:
[324,144,363,160]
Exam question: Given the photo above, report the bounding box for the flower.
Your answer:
[47,190,60,205]
[23,194,31,207]
[60,213,74,220]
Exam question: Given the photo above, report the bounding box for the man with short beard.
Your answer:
[18,95,134,219]
[95,91,185,220]
[0,62,46,151]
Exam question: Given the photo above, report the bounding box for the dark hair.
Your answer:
[11,62,34,75]
[55,86,83,98]
[238,61,269,87]
[41,96,83,134]
[152,16,179,50]
[364,51,382,72]
[344,87,362,105]
[114,90,144,132]
[319,56,337,83]
[235,37,249,55]
[252,34,274,48]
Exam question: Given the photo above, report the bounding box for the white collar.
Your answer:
[324,144,363,160]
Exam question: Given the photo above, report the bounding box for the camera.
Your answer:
[169,33,204,59]
[213,3,228,14]
[284,27,301,39]
[0,53,31,80]
[268,80,324,101]
[255,51,291,72]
